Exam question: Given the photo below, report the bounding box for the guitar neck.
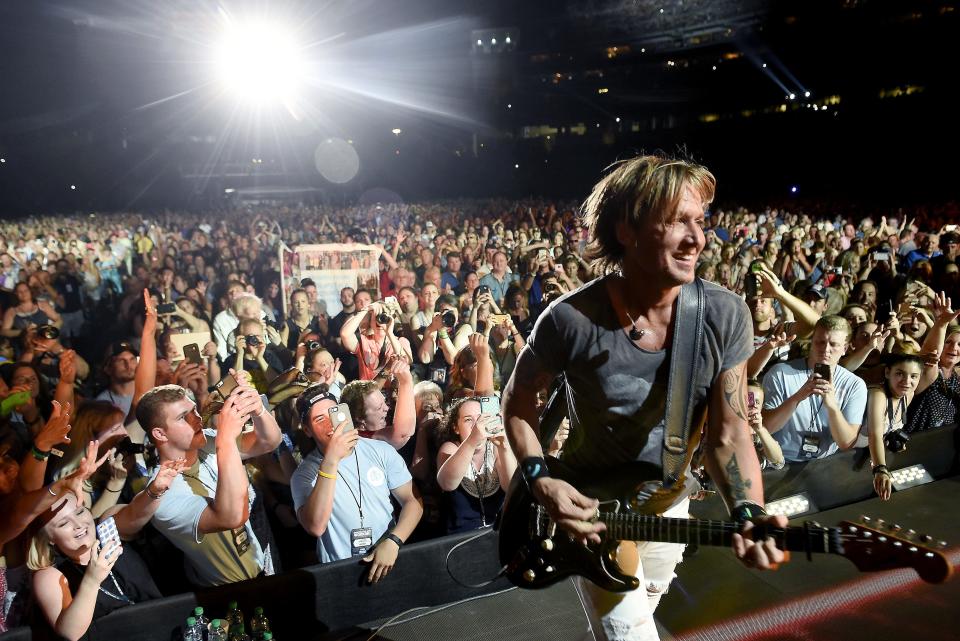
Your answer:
[601,513,843,555]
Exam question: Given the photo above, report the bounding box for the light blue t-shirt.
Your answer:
[762,359,868,462]
[291,437,411,563]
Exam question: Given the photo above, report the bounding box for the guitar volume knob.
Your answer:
[523,569,537,582]
[541,538,555,552]
[545,565,555,573]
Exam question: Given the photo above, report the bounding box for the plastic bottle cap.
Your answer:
[211,620,221,628]
[263,634,273,640]
[195,607,204,615]
[187,617,197,626]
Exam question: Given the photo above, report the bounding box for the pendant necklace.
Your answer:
[625,310,646,340]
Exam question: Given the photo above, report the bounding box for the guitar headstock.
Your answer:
[838,517,953,584]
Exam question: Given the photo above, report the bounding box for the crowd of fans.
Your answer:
[0,199,958,638]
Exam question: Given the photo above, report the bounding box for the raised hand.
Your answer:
[148,457,186,497]
[58,350,78,386]
[469,332,490,358]
[63,441,112,500]
[931,291,960,326]
[33,400,72,452]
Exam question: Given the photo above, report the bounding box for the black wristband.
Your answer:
[520,456,551,490]
[730,502,767,524]
[384,533,404,548]
[872,464,891,476]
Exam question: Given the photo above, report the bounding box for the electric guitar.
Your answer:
[496,457,953,591]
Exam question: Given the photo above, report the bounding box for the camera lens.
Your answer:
[376,312,391,325]
[38,325,60,340]
[307,340,321,351]
[246,335,261,347]
[442,310,456,328]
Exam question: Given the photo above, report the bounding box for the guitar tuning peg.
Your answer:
[890,523,902,532]
[920,534,933,543]
[938,541,948,548]
[875,518,885,527]
[906,529,917,539]
[810,521,821,528]
[860,515,872,523]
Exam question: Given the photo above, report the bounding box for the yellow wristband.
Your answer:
[318,470,336,480]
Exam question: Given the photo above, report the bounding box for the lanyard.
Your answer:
[99,571,132,604]
[335,452,364,528]
[181,452,217,495]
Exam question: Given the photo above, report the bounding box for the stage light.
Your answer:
[505,35,511,44]
[514,163,519,169]
[890,464,934,491]
[0,158,5,163]
[391,128,402,135]
[70,185,77,190]
[476,39,482,46]
[804,91,811,98]
[791,186,799,193]
[762,63,767,68]
[765,493,816,518]
[507,103,512,109]
[789,93,796,100]
[615,117,621,122]
[214,19,304,104]
[712,65,717,70]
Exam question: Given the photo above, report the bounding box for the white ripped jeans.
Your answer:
[575,498,689,641]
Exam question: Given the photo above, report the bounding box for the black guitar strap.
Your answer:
[661,278,705,488]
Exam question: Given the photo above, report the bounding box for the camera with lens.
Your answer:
[306,340,321,351]
[114,437,145,457]
[477,285,491,296]
[37,325,60,340]
[376,312,391,325]
[883,429,910,453]
[245,335,261,347]
[441,310,457,328]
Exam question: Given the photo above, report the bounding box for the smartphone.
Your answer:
[747,391,756,408]
[750,261,764,274]
[213,373,240,399]
[874,251,889,261]
[328,403,355,432]
[1,390,31,417]
[183,343,202,366]
[744,274,759,298]
[157,302,177,315]
[478,395,503,431]
[537,249,548,261]
[945,224,958,232]
[489,314,511,327]
[96,516,122,551]
[814,363,832,382]
[782,320,798,335]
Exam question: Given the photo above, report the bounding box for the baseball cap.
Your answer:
[109,340,139,358]
[803,284,827,301]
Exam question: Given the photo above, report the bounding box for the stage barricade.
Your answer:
[2,425,955,641]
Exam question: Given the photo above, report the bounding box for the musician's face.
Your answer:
[630,184,706,286]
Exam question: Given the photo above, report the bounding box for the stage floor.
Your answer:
[659,475,960,641]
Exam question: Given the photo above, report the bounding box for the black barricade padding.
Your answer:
[2,528,508,641]
[690,424,959,520]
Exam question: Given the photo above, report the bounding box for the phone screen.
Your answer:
[747,391,756,408]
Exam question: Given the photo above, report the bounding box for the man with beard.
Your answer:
[95,341,139,418]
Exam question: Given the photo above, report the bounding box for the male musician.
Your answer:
[503,155,788,641]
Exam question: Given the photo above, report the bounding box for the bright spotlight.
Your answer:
[391,128,402,135]
[804,91,811,98]
[214,19,304,104]
[790,185,799,193]
[789,93,796,100]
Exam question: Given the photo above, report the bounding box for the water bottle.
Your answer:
[208,620,227,641]
[184,617,199,641]
[225,601,244,630]
[228,623,250,641]
[193,607,210,641]
[248,607,271,641]
[262,634,274,641]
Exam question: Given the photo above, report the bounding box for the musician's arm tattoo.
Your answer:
[704,361,766,510]
[722,365,749,422]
